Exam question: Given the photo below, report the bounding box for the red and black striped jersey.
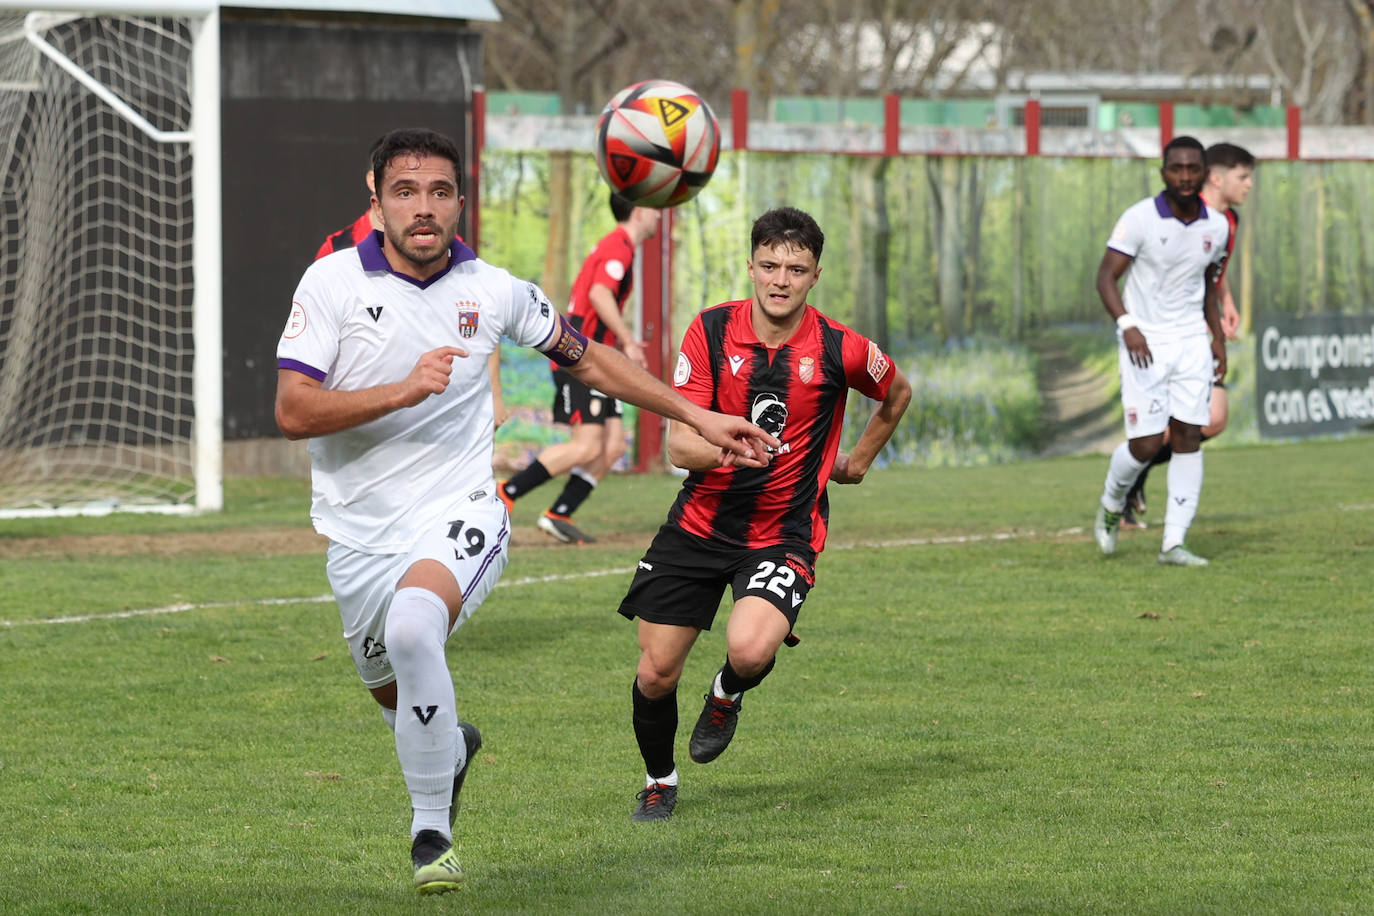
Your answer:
[314,211,374,261]
[665,299,897,555]
[566,226,635,347]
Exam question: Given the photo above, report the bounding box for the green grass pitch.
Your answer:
[1,437,1371,913]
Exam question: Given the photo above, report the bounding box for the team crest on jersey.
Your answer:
[866,341,891,383]
[1202,234,1214,253]
[798,356,815,384]
[456,300,480,338]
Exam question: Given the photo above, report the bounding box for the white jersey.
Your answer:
[277,234,560,553]
[1106,193,1229,343]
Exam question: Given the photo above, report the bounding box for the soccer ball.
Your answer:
[594,79,721,208]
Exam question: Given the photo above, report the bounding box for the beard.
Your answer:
[385,219,453,267]
[1163,183,1200,208]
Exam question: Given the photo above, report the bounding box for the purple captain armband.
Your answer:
[543,314,590,367]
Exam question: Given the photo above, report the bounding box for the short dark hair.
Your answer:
[750,207,825,262]
[609,191,636,222]
[371,127,463,194]
[1162,135,1205,166]
[1205,142,1255,172]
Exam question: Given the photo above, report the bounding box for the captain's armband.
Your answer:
[542,314,590,367]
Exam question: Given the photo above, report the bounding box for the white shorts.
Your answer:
[326,493,511,689]
[1119,333,1213,437]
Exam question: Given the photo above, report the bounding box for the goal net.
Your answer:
[0,6,220,517]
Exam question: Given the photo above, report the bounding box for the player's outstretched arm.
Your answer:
[830,367,913,484]
[568,340,776,466]
[276,345,468,440]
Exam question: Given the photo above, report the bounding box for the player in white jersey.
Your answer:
[275,128,778,895]
[1092,135,1229,567]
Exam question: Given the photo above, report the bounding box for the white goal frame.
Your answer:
[0,1,221,516]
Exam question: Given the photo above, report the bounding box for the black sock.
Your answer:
[504,460,552,501]
[718,656,775,696]
[550,474,595,518]
[632,680,677,780]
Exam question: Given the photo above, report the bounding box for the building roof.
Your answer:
[7,0,500,19]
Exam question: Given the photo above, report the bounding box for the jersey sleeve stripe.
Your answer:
[278,357,327,381]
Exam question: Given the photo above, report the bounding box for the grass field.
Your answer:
[2,437,1372,914]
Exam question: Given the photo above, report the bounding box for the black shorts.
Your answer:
[618,525,815,631]
[551,368,621,426]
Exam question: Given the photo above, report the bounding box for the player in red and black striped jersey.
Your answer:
[619,207,912,821]
[1123,142,1254,528]
[498,193,660,544]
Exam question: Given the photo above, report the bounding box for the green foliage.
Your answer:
[2,440,1372,912]
[858,337,1042,467]
[478,151,1374,351]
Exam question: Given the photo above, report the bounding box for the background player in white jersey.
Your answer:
[1122,142,1254,528]
[275,128,777,895]
[1092,135,1229,567]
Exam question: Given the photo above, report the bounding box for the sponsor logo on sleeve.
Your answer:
[605,259,627,281]
[527,283,550,318]
[284,301,307,339]
[866,341,890,383]
[673,351,691,386]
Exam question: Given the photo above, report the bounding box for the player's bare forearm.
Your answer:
[275,345,466,439]
[667,419,724,471]
[1096,251,1131,320]
[831,369,913,483]
[568,342,776,463]
[276,370,408,439]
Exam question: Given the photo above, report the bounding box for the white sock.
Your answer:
[380,706,397,732]
[1162,450,1203,552]
[712,671,741,702]
[648,769,679,788]
[386,586,458,840]
[1101,442,1148,513]
[570,465,599,487]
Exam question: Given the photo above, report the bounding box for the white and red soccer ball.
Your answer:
[594,79,721,208]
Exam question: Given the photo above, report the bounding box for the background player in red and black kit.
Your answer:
[1123,142,1253,528]
[498,192,660,543]
[618,207,912,821]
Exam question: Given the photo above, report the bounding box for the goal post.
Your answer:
[0,2,221,517]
